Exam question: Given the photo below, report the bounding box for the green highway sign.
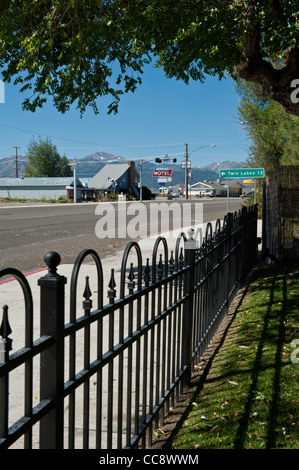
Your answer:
[219,168,265,179]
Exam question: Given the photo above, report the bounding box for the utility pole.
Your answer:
[13,146,20,178]
[140,161,143,202]
[182,143,216,199]
[185,143,188,200]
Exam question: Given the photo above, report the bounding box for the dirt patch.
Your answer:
[0,198,54,206]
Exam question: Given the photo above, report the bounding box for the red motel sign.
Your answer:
[152,169,173,177]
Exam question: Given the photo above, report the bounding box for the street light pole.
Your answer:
[139,157,157,202]
[140,162,143,202]
[185,143,188,200]
[138,156,161,203]
[139,158,156,202]
[183,144,216,200]
[68,158,78,203]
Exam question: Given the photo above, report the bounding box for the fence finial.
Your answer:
[83,276,93,312]
[186,227,197,257]
[144,258,150,286]
[43,251,61,276]
[0,305,11,339]
[108,269,117,304]
[179,247,184,269]
[169,251,174,274]
[158,254,163,279]
[128,263,135,293]
[83,276,92,300]
[0,305,13,362]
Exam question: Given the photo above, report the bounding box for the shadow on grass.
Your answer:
[158,282,251,449]
[160,262,298,449]
[234,268,287,448]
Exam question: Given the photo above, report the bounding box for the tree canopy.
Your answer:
[236,79,299,171]
[25,137,72,177]
[0,1,298,116]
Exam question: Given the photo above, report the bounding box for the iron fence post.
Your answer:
[226,212,233,312]
[254,203,259,265]
[182,229,196,385]
[38,251,67,449]
[0,306,12,440]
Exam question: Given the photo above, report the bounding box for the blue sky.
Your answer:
[0,64,249,168]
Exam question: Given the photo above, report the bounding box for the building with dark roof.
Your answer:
[87,161,138,197]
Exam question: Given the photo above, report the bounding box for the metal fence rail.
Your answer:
[0,206,257,449]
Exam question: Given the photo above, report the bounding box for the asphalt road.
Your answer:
[0,198,243,273]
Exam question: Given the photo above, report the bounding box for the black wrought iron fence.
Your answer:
[0,206,257,449]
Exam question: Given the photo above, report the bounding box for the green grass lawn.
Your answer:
[167,262,299,449]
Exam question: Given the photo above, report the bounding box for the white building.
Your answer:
[0,177,86,201]
[188,180,245,197]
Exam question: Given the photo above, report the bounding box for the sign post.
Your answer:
[219,168,265,212]
[219,168,264,179]
[254,179,257,204]
[227,179,229,213]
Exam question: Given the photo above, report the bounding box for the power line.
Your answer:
[0,122,184,150]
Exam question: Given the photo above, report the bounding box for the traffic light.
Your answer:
[155,157,176,163]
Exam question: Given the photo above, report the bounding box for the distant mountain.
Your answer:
[75,152,127,178]
[0,156,28,177]
[0,152,126,178]
[80,152,126,163]
[0,152,245,189]
[199,161,245,172]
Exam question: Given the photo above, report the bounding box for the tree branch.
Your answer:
[236,21,299,116]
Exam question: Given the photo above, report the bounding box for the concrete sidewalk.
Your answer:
[0,219,261,448]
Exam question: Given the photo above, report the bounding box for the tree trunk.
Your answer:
[236,23,299,116]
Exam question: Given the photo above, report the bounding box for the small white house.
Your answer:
[189,181,226,197]
[189,180,245,197]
